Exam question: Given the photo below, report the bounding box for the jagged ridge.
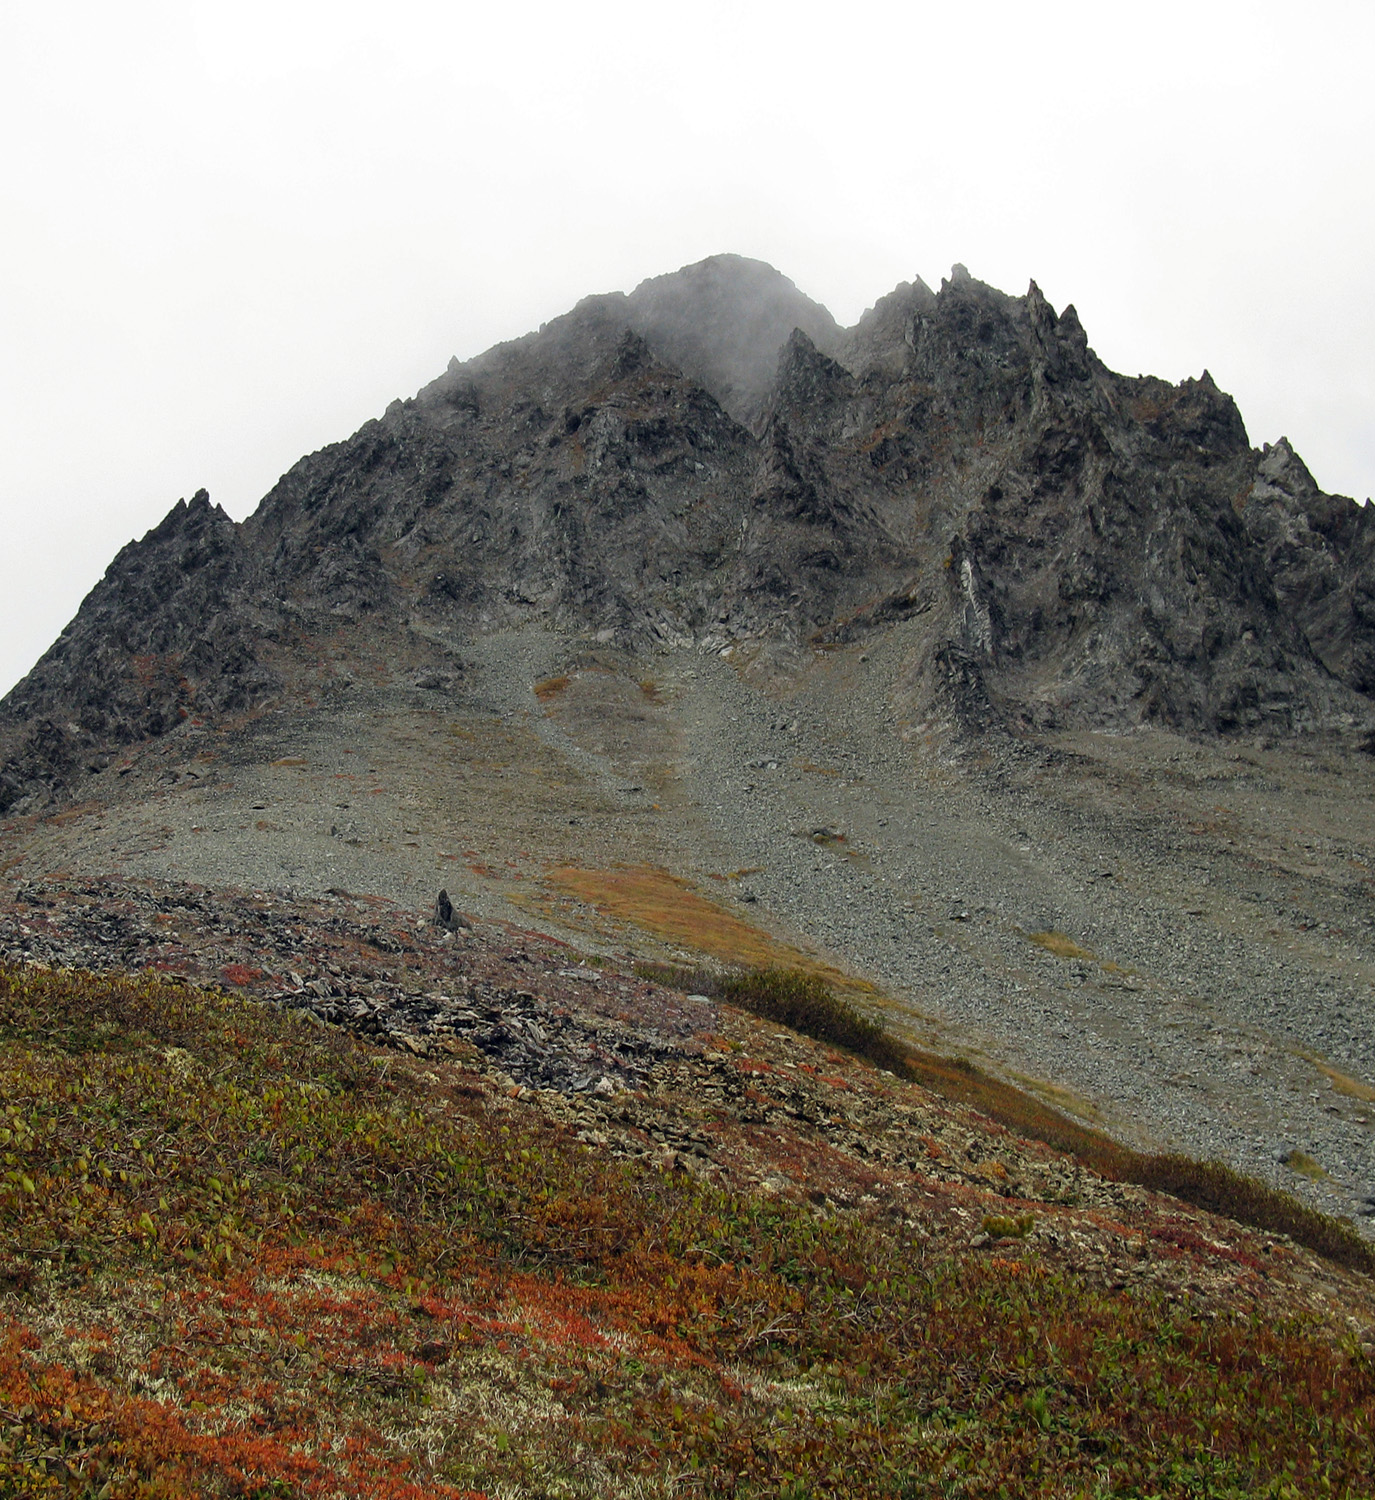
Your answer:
[3,255,1373,814]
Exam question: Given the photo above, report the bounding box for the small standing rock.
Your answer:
[433,889,471,932]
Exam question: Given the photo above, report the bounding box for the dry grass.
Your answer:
[1008,1069,1104,1122]
[900,1047,1127,1171]
[1028,930,1096,961]
[44,803,100,828]
[544,864,869,993]
[1316,1061,1375,1105]
[532,675,571,702]
[798,761,842,778]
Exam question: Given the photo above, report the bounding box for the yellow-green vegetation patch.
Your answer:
[1008,1068,1104,1122]
[1309,1056,1375,1105]
[1028,930,1096,961]
[1284,1149,1328,1180]
[2,961,1375,1499]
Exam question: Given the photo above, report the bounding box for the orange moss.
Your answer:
[544,863,857,986]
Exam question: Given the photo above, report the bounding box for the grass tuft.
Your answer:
[551,866,867,990]
[532,675,571,702]
[1283,1148,1327,1180]
[1314,1061,1375,1105]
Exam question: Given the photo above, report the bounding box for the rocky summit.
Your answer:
[5,253,1374,815]
[2,254,1375,1238]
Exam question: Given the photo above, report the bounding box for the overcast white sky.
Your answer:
[3,0,1372,698]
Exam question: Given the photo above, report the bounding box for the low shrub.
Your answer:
[982,1212,1035,1238]
[1132,1154,1375,1275]
[642,964,1375,1277]
[636,962,909,1075]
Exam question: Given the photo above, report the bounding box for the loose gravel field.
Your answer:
[3,623,1373,1231]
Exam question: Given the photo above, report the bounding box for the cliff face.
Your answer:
[1238,437,1375,695]
[3,255,1373,814]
